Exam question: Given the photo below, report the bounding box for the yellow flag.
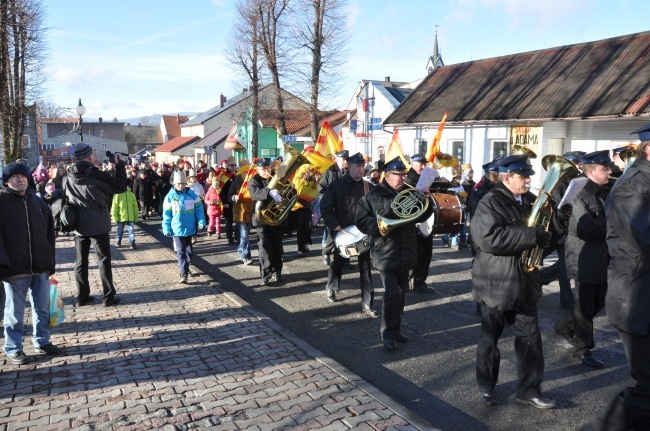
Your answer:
[314,121,343,159]
[385,130,411,170]
[426,112,448,163]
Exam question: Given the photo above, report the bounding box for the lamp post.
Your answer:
[76,98,86,142]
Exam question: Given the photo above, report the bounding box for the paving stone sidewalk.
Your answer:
[0,230,432,431]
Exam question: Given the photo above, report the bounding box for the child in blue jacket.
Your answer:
[162,171,206,283]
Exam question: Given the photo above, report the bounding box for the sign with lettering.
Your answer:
[509,125,541,153]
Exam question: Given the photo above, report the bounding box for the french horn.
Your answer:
[377,184,430,237]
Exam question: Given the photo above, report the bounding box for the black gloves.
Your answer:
[556,203,573,223]
[535,227,552,249]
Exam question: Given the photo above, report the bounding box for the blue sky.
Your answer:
[42,0,649,121]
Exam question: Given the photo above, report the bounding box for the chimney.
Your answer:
[385,76,390,82]
[220,93,227,107]
[243,88,247,93]
[99,117,103,123]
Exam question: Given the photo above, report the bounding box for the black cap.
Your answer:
[382,156,407,172]
[611,146,630,156]
[410,153,426,163]
[346,152,365,165]
[563,151,586,163]
[630,122,650,141]
[256,158,271,167]
[482,157,503,172]
[581,150,614,167]
[2,162,30,184]
[335,150,349,159]
[497,154,535,176]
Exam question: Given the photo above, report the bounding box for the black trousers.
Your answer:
[378,270,408,341]
[223,208,237,242]
[322,230,335,257]
[256,225,283,281]
[586,331,650,431]
[326,250,373,307]
[476,302,545,398]
[574,281,607,356]
[540,244,574,310]
[74,233,117,301]
[409,234,433,288]
[293,207,312,253]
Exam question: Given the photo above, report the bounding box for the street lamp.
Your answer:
[76,98,86,142]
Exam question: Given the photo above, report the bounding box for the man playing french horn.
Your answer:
[470,154,556,409]
[356,156,434,351]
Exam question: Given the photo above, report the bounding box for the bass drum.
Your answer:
[416,193,464,237]
[334,225,370,259]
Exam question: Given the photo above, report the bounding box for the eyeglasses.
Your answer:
[387,172,407,177]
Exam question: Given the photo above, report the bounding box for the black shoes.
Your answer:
[76,295,96,306]
[480,390,497,406]
[413,284,435,293]
[116,240,122,247]
[103,296,121,307]
[327,289,336,303]
[395,333,410,343]
[361,305,379,318]
[579,354,605,369]
[131,242,137,249]
[514,395,556,409]
[6,351,27,365]
[383,339,397,351]
[35,343,64,356]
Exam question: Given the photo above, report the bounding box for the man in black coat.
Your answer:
[320,153,377,317]
[218,160,238,244]
[565,150,613,369]
[585,124,650,431]
[319,150,348,265]
[65,143,127,307]
[356,157,434,351]
[1,162,63,365]
[132,170,153,220]
[404,154,435,293]
[248,158,284,286]
[470,154,555,409]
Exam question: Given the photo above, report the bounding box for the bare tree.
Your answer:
[36,100,65,119]
[0,0,46,164]
[255,0,290,137]
[293,0,349,140]
[225,0,265,158]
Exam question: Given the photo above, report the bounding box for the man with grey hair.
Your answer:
[64,143,127,307]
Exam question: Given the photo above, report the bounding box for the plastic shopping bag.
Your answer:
[49,277,65,326]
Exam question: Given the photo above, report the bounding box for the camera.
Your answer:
[106,151,129,165]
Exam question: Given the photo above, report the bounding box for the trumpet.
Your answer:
[377,184,430,237]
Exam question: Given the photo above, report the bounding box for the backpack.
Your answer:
[52,177,77,233]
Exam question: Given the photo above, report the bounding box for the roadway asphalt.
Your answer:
[136,216,634,431]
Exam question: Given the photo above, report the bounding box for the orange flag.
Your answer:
[426,112,448,163]
[237,165,256,201]
[302,146,334,175]
[314,120,343,159]
[385,130,411,170]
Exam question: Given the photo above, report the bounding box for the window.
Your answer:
[451,141,464,164]
[42,143,55,150]
[492,141,508,160]
[134,145,139,152]
[101,144,107,150]
[414,138,427,155]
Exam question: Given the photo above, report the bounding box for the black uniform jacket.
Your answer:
[318,164,345,195]
[321,174,373,231]
[470,182,538,310]
[467,176,495,218]
[132,175,153,203]
[247,173,286,228]
[65,161,127,236]
[356,181,433,273]
[605,157,650,336]
[0,185,55,280]
[565,179,610,283]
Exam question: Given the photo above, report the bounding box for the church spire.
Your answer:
[426,26,444,75]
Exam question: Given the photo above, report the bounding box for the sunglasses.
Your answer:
[387,171,407,177]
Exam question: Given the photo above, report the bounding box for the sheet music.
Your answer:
[558,177,588,208]
[416,166,438,191]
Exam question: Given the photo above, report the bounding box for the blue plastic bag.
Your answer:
[49,278,65,326]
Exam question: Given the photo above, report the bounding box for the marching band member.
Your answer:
[320,153,377,316]
[319,150,348,266]
[404,154,435,293]
[471,155,555,409]
[356,157,434,351]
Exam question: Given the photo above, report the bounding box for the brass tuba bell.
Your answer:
[620,146,638,172]
[512,144,538,159]
[377,184,430,237]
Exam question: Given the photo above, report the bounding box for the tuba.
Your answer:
[377,184,430,237]
[255,144,310,227]
[620,146,638,172]
[512,144,538,159]
[522,154,580,272]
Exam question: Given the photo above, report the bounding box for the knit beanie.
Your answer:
[2,162,30,184]
[73,143,94,159]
